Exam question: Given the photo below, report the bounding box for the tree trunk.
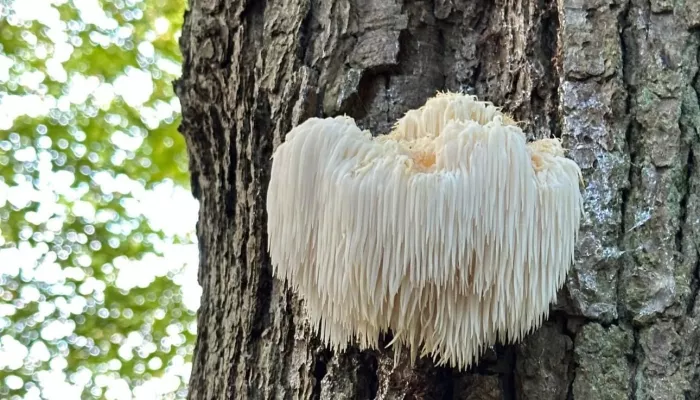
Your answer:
[176,0,700,398]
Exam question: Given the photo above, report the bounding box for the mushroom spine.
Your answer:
[266,92,584,370]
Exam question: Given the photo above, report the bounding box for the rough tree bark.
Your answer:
[176,0,700,398]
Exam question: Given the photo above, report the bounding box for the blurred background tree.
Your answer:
[0,0,200,399]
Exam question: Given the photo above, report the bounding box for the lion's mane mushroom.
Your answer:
[266,92,583,370]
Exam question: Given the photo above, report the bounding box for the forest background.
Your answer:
[0,0,200,399]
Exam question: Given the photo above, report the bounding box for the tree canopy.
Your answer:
[0,0,198,398]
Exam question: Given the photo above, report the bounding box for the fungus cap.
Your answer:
[266,92,583,370]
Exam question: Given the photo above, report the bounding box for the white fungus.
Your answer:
[266,92,584,370]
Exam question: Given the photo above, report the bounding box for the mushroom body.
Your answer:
[266,92,583,370]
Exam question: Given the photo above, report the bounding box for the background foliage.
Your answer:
[0,0,199,398]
